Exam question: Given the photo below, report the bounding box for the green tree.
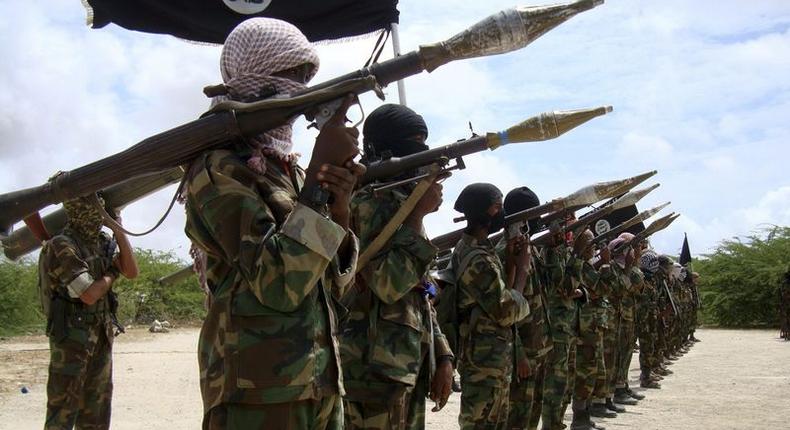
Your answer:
[696,226,790,327]
[0,248,205,336]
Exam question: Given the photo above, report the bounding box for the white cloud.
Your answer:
[1,0,789,263]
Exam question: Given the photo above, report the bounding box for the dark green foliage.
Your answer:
[696,226,790,328]
[0,257,44,335]
[0,248,204,335]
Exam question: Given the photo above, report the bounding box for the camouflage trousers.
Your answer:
[573,327,604,403]
[637,310,658,372]
[560,342,577,418]
[507,353,549,430]
[205,395,343,430]
[459,381,511,430]
[45,321,113,430]
[593,306,619,401]
[616,317,635,388]
[540,334,576,430]
[345,393,410,430]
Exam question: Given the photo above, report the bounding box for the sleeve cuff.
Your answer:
[67,272,93,298]
[332,232,359,288]
[391,224,438,267]
[281,203,346,261]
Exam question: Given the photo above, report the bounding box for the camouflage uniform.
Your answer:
[340,185,453,430]
[40,229,118,430]
[507,246,554,430]
[452,233,530,430]
[636,273,660,378]
[615,266,643,390]
[540,245,583,430]
[573,261,613,405]
[596,264,624,403]
[183,148,358,430]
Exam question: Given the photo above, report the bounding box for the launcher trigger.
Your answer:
[310,98,345,130]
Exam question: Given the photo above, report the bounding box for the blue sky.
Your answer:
[1,0,788,262]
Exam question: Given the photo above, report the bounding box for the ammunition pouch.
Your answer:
[47,296,69,343]
[46,294,110,343]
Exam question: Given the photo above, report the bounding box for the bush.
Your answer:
[0,257,45,336]
[696,226,790,327]
[0,248,205,335]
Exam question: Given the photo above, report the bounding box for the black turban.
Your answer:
[504,186,541,233]
[363,103,429,159]
[454,183,502,220]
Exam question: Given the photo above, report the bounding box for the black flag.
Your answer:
[84,0,399,43]
[679,233,692,266]
[592,204,645,238]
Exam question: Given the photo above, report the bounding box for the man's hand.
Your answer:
[517,357,532,379]
[598,246,611,264]
[430,359,454,412]
[301,95,361,211]
[625,247,636,269]
[406,180,443,231]
[573,229,592,257]
[317,160,366,229]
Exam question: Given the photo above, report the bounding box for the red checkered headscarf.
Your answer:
[210,18,320,172]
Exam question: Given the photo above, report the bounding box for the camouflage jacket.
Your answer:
[183,149,359,411]
[496,240,553,363]
[38,230,116,340]
[636,274,658,320]
[542,244,583,338]
[340,185,452,400]
[453,233,529,387]
[579,260,613,332]
[618,265,644,322]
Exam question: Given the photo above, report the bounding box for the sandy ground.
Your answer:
[1,328,788,429]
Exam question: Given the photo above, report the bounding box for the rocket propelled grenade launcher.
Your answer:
[539,170,657,227]
[0,0,604,234]
[612,212,680,255]
[362,105,612,185]
[431,170,644,252]
[1,168,184,260]
[603,183,661,213]
[594,201,671,245]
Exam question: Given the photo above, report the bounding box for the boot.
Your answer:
[650,372,664,381]
[570,399,594,430]
[451,377,461,393]
[640,370,660,389]
[605,398,626,413]
[613,388,638,405]
[626,387,645,400]
[590,402,617,418]
[691,335,701,342]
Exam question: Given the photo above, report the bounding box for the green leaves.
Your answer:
[696,226,790,328]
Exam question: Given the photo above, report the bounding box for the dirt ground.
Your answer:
[1,328,788,429]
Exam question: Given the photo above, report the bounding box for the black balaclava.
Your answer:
[454,183,504,234]
[362,103,428,162]
[504,186,541,234]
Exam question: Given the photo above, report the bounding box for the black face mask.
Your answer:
[488,210,506,233]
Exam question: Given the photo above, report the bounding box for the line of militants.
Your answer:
[37,18,702,430]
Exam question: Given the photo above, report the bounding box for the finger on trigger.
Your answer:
[329,94,356,125]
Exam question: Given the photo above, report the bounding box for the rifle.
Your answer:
[157,265,196,286]
[431,172,650,252]
[0,0,604,235]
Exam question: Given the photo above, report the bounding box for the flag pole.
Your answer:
[390,22,408,106]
